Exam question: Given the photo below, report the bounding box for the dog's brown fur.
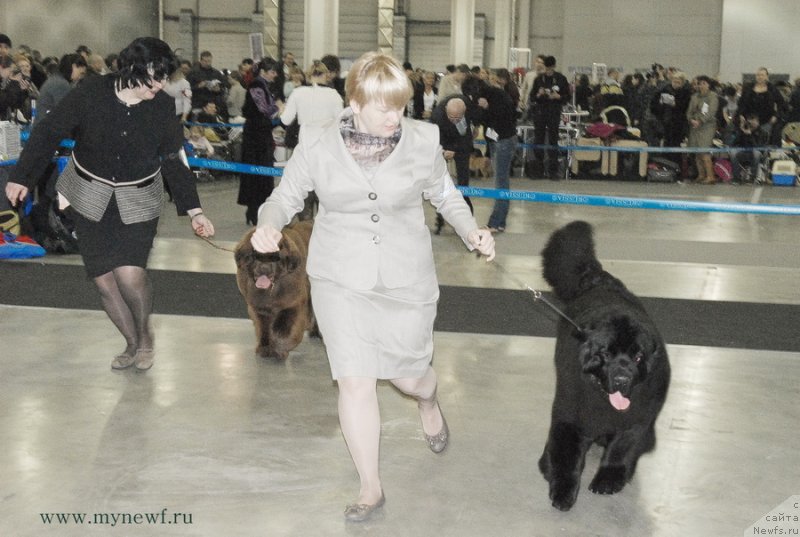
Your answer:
[234,220,319,359]
[469,153,493,179]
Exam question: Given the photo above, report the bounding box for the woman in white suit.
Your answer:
[250,51,495,522]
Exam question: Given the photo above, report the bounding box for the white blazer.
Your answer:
[258,110,478,291]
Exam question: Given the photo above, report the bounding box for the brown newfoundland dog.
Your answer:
[234,220,319,360]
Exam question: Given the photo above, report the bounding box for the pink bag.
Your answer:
[714,159,733,182]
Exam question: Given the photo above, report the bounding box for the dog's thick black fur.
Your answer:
[538,221,670,511]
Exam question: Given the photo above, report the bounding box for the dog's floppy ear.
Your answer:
[579,337,604,373]
[233,240,251,268]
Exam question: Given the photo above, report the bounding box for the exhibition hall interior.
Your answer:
[1,1,799,535]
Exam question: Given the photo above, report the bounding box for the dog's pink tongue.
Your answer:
[609,391,630,411]
[255,275,272,289]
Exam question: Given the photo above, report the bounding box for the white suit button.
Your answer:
[371,214,380,222]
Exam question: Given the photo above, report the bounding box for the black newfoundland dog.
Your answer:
[538,221,670,511]
[234,220,319,360]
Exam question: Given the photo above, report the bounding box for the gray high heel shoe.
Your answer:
[422,404,449,454]
[344,492,385,522]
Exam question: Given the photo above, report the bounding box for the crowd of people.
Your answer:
[401,54,800,185]
[5,30,799,191]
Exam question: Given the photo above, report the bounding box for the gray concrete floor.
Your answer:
[1,174,799,536]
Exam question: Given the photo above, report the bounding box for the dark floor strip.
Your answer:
[1,263,798,352]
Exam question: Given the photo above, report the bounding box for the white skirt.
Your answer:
[310,275,439,380]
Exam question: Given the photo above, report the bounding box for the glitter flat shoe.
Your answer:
[134,348,154,371]
[344,492,385,522]
[422,404,449,454]
[111,353,136,370]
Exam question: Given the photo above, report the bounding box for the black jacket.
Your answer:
[468,84,518,140]
[530,71,571,112]
[431,94,474,154]
[10,75,200,214]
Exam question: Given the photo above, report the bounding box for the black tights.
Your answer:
[93,266,153,355]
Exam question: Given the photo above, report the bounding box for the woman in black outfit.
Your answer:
[5,37,215,372]
[737,67,787,146]
[238,57,283,225]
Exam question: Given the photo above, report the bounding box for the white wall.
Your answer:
[2,0,799,83]
[561,0,723,78]
[0,0,157,58]
[719,0,800,82]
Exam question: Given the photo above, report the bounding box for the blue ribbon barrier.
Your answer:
[6,131,798,216]
[187,157,284,176]
[458,186,800,215]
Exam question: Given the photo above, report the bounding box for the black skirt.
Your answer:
[71,194,159,278]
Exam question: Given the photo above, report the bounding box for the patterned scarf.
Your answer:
[339,109,401,174]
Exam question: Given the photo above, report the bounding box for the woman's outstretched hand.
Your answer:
[468,228,496,262]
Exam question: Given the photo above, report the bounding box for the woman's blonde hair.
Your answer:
[306,59,329,80]
[345,51,412,109]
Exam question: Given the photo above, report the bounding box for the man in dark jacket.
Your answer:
[431,94,475,233]
[650,71,692,167]
[463,75,518,232]
[530,55,570,178]
[186,51,228,118]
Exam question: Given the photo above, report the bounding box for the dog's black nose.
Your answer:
[612,375,631,393]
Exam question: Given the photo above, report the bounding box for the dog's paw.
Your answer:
[549,478,580,511]
[538,454,552,480]
[589,466,627,495]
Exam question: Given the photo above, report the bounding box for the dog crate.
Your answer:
[771,160,797,186]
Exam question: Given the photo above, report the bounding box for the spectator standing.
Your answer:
[271,51,296,101]
[650,71,692,167]
[494,68,520,110]
[87,54,108,77]
[530,55,570,178]
[573,73,593,113]
[186,51,228,117]
[239,58,255,88]
[36,53,87,118]
[431,94,476,233]
[787,78,800,123]
[320,54,345,98]
[280,60,343,129]
[238,57,283,225]
[519,54,546,116]
[463,75,518,232]
[1,55,39,123]
[686,75,719,184]
[282,66,305,99]
[737,67,786,146]
[0,34,11,61]
[163,60,192,121]
[437,63,470,100]
[412,70,437,120]
[226,70,247,120]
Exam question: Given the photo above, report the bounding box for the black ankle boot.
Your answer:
[434,214,444,235]
[245,206,258,226]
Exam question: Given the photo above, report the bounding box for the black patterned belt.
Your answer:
[72,156,159,188]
